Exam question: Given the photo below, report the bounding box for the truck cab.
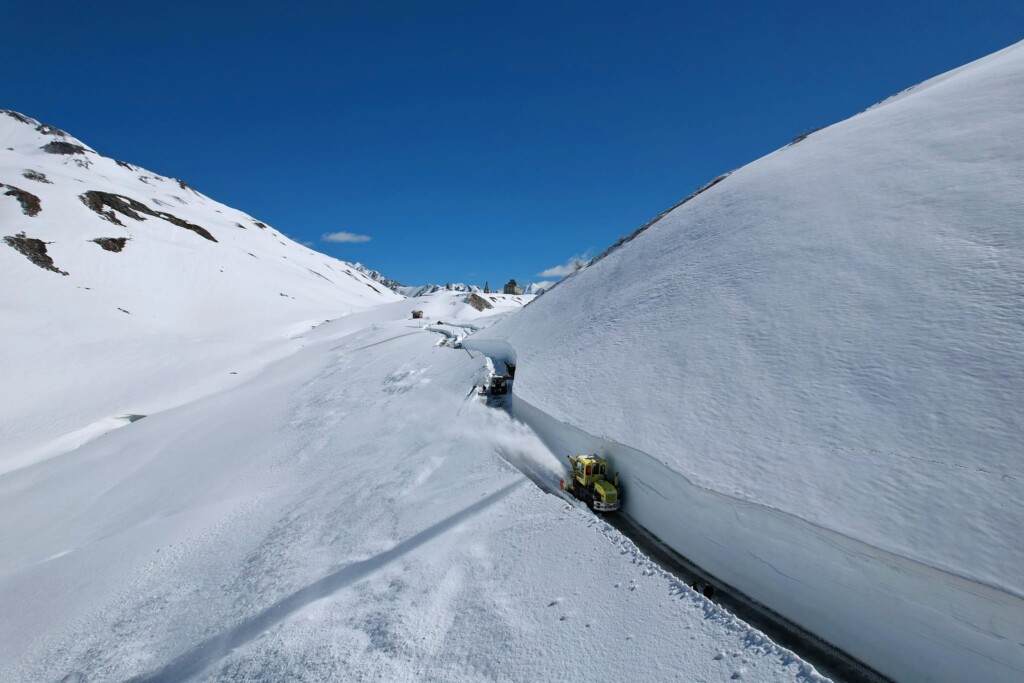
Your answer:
[562,454,621,512]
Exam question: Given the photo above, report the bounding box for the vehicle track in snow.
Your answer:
[492,420,888,683]
[454,335,892,683]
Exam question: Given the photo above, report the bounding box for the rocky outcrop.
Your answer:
[79,191,217,242]
[3,232,67,275]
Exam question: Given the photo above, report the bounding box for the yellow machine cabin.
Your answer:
[560,454,621,512]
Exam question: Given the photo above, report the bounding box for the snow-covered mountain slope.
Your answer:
[524,281,552,294]
[398,282,481,297]
[412,290,533,319]
[351,261,407,292]
[399,281,550,297]
[479,41,1024,682]
[0,110,401,473]
[0,300,823,682]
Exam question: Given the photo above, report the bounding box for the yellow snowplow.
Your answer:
[560,454,620,512]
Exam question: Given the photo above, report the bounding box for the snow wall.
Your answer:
[510,388,1023,683]
[467,41,1024,683]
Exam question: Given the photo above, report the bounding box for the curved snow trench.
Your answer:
[460,337,1024,683]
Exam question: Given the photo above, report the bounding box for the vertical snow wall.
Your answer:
[462,337,1024,683]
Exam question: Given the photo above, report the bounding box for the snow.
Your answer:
[0,110,401,473]
[410,289,534,321]
[0,298,820,682]
[5,38,1021,680]
[0,113,815,680]
[477,41,1024,682]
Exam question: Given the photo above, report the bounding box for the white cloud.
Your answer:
[538,254,589,278]
[322,231,372,244]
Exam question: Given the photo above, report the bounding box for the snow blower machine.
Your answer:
[560,454,621,512]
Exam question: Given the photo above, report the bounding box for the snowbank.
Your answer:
[0,306,821,682]
[479,41,1024,682]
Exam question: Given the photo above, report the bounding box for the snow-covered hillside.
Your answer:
[397,282,481,297]
[0,292,822,682]
[351,261,406,292]
[398,281,551,297]
[479,42,1024,682]
[0,110,401,473]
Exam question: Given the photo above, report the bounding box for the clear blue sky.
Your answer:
[3,1,1021,286]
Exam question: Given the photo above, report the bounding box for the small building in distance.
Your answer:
[503,279,523,295]
[411,310,424,319]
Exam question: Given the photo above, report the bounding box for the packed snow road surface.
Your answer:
[0,300,823,682]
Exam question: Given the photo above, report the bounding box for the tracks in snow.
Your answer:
[457,336,890,683]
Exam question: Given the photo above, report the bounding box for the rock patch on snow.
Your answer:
[466,293,494,311]
[3,232,67,275]
[3,184,41,216]
[79,190,217,242]
[41,140,88,156]
[91,237,129,253]
[21,170,51,184]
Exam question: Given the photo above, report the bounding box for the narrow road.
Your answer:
[455,334,892,683]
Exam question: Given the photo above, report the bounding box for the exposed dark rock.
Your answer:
[42,140,88,155]
[3,184,42,216]
[176,178,194,192]
[22,169,52,184]
[79,191,217,242]
[92,237,129,252]
[787,127,824,147]
[36,123,69,137]
[153,209,215,241]
[365,283,381,294]
[466,293,494,311]
[1,110,33,125]
[115,160,138,170]
[3,232,68,275]
[307,268,332,283]
[118,307,130,314]
[235,222,247,229]
[253,221,268,229]
[79,191,148,224]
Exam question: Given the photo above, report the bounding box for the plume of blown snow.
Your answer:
[443,399,566,486]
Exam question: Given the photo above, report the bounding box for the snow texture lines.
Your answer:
[130,482,523,682]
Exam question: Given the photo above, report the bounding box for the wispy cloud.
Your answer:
[538,253,589,278]
[322,231,372,244]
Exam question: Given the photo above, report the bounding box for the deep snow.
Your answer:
[477,41,1024,682]
[0,297,822,682]
[0,110,401,473]
[1,112,818,681]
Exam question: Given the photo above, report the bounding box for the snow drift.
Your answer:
[479,41,1024,682]
[0,110,401,472]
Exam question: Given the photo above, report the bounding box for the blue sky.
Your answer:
[3,1,1021,287]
